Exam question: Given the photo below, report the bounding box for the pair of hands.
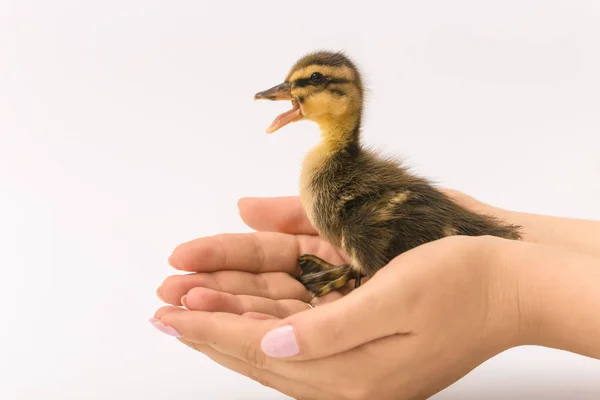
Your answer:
[151,191,600,399]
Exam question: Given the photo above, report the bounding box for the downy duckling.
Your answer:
[255,51,522,297]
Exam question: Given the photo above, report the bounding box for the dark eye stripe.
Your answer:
[292,77,352,88]
[293,78,311,87]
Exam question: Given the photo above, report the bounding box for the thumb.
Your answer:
[259,270,405,360]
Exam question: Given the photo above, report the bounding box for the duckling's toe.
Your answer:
[352,270,365,288]
[298,254,337,274]
[297,264,349,285]
[296,255,354,297]
[304,271,351,297]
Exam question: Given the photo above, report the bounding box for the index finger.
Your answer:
[238,196,317,235]
[169,231,303,274]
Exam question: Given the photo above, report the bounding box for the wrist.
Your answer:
[475,236,525,352]
[501,240,600,358]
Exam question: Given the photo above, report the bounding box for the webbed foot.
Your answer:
[297,254,364,297]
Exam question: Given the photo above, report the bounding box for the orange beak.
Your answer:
[255,82,303,134]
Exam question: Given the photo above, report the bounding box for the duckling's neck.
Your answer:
[300,112,362,227]
[314,113,361,152]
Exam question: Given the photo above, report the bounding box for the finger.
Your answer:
[181,287,312,318]
[157,308,277,369]
[157,271,312,305]
[150,306,186,337]
[154,305,185,320]
[243,312,280,320]
[263,332,410,398]
[177,338,320,400]
[238,197,317,235]
[258,266,406,361]
[151,307,364,398]
[168,231,303,273]
[258,237,477,361]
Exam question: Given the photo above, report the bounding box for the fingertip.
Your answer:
[156,274,186,305]
[237,197,255,209]
[156,285,167,303]
[185,286,220,308]
[153,305,184,320]
[169,239,220,272]
[238,198,262,228]
[168,249,184,270]
[184,287,242,314]
[149,317,182,338]
[237,197,247,212]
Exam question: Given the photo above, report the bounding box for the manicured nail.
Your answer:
[149,318,181,337]
[180,295,188,308]
[260,325,299,358]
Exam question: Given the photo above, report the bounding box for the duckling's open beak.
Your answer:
[255,82,303,134]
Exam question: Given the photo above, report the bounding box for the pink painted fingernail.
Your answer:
[260,325,299,358]
[149,318,181,337]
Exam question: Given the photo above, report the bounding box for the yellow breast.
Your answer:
[299,143,330,229]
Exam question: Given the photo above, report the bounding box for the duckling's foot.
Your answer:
[297,254,361,297]
[298,254,339,275]
[306,270,351,297]
[354,271,364,288]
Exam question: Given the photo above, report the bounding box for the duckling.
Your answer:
[255,50,522,297]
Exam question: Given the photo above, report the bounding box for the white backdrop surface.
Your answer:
[1,1,599,399]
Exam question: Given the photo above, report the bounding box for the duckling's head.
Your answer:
[255,51,364,136]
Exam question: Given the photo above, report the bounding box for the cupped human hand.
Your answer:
[152,234,523,400]
[156,196,356,317]
[158,187,600,315]
[153,191,600,399]
[156,190,497,314]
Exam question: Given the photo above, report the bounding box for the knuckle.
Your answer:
[191,273,211,287]
[244,341,267,369]
[254,273,272,299]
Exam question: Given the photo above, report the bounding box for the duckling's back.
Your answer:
[301,143,521,277]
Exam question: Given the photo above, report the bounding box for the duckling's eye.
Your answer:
[310,72,324,84]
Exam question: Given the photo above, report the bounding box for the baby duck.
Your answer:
[255,51,522,297]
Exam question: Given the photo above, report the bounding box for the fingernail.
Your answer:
[180,295,188,308]
[149,318,181,337]
[260,325,299,358]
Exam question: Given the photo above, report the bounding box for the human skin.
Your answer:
[157,190,600,308]
[440,189,600,258]
[152,191,600,400]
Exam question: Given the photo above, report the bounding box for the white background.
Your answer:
[1,1,599,399]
